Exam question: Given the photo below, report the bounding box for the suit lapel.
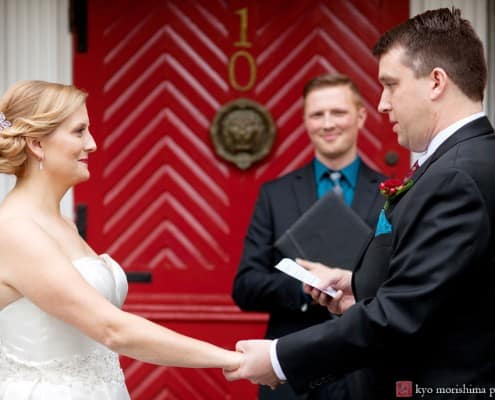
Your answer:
[292,163,317,214]
[291,161,385,225]
[412,116,493,184]
[352,163,384,225]
[387,117,493,211]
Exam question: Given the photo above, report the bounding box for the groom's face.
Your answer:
[377,46,434,153]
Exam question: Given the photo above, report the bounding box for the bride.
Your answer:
[0,80,241,399]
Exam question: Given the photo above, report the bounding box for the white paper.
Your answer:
[275,258,337,297]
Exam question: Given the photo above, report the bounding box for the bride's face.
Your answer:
[41,104,97,185]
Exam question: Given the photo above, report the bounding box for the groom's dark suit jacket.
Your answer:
[277,117,495,399]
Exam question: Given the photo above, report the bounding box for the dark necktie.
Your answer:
[404,160,419,183]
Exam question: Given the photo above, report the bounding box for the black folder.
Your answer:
[274,192,373,270]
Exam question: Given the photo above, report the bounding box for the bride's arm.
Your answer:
[99,310,241,369]
[0,220,241,370]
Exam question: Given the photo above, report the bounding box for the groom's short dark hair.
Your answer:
[372,7,487,102]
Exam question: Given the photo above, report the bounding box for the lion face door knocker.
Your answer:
[210,98,276,170]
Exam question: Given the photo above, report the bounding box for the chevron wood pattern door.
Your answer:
[73,1,409,398]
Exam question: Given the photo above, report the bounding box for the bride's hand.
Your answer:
[223,349,243,372]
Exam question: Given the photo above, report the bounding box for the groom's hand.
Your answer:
[297,258,355,314]
[223,340,281,388]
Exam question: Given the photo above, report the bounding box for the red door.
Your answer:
[73,1,408,398]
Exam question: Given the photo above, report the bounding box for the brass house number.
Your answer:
[228,7,256,92]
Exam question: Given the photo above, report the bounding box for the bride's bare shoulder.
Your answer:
[0,215,49,289]
[0,213,45,241]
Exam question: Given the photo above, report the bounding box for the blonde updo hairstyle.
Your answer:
[0,80,87,177]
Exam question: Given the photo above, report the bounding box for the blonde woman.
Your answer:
[0,80,240,399]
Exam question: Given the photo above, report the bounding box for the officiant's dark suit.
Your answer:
[232,160,384,329]
[232,74,386,400]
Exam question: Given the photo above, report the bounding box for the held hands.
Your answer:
[223,349,243,372]
[297,258,355,315]
[222,262,356,388]
[223,340,283,389]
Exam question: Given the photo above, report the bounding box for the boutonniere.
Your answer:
[379,177,414,210]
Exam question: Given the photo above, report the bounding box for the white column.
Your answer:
[0,0,73,218]
[487,1,495,124]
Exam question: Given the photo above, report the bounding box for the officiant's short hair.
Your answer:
[302,74,363,108]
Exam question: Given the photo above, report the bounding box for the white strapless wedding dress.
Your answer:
[0,254,131,399]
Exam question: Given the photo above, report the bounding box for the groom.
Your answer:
[225,7,495,399]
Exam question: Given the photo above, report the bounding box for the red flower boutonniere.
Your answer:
[379,178,414,210]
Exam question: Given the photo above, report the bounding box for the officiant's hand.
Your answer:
[223,340,281,389]
[297,258,355,314]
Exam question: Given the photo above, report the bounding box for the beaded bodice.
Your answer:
[0,254,130,399]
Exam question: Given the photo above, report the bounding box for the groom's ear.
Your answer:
[429,67,448,100]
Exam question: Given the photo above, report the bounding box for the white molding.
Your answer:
[0,0,73,218]
[487,1,495,124]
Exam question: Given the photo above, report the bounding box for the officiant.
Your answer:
[231,73,386,400]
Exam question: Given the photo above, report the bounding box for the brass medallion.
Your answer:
[210,98,276,169]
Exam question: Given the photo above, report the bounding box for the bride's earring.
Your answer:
[39,153,44,171]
